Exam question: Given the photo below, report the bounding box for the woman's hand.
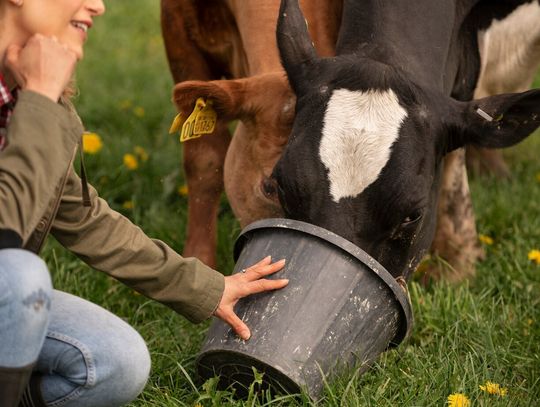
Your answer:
[214,256,288,340]
[4,34,78,102]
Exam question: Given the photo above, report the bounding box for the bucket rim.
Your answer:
[233,218,413,346]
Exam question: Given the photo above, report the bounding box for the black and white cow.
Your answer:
[272,0,540,280]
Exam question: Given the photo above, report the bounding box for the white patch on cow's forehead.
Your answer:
[319,88,408,202]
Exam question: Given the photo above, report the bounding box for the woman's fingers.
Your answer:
[215,256,288,340]
[5,34,78,101]
[215,307,251,340]
[244,255,273,271]
[245,278,289,295]
[243,258,286,280]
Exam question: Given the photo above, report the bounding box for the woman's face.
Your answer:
[12,0,105,59]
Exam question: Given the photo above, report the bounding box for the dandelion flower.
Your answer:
[479,381,508,397]
[133,106,145,118]
[119,99,133,110]
[178,184,189,196]
[134,146,149,162]
[82,132,103,154]
[122,201,134,210]
[528,249,540,265]
[447,393,471,407]
[123,153,139,170]
[478,234,494,245]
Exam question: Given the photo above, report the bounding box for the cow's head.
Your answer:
[273,0,540,279]
[173,73,294,224]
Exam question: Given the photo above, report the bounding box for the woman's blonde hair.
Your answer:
[62,77,78,100]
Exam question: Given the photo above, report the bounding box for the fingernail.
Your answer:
[277,259,286,264]
[241,330,251,341]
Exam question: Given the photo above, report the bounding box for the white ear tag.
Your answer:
[476,108,493,122]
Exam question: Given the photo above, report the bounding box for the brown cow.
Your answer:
[161,0,342,268]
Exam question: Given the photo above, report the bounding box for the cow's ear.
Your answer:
[276,0,319,95]
[173,79,247,119]
[447,89,540,151]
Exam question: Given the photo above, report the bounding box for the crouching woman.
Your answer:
[0,0,288,406]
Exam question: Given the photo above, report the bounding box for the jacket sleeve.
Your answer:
[50,169,225,323]
[0,91,82,248]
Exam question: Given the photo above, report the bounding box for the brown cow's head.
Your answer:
[173,73,295,224]
[273,0,540,279]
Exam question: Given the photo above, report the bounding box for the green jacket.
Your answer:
[0,90,224,323]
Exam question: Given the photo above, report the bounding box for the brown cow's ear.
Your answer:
[172,79,247,119]
[446,89,540,152]
[276,0,319,95]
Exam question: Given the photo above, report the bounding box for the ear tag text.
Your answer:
[168,113,184,134]
[180,98,217,142]
[194,100,217,135]
[180,98,206,142]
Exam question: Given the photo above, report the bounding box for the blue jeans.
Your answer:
[0,249,151,407]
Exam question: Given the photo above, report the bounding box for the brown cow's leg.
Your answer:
[182,124,231,268]
[161,0,232,268]
[428,149,484,282]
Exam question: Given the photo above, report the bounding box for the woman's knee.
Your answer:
[0,249,52,303]
[0,248,52,321]
[0,249,52,366]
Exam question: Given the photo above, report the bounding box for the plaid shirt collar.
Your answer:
[0,73,17,151]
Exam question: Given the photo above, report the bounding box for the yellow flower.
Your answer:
[123,153,139,170]
[178,184,189,196]
[82,132,103,154]
[119,99,133,110]
[528,249,540,264]
[479,381,508,397]
[133,106,145,118]
[133,146,149,162]
[447,393,471,407]
[122,201,134,210]
[478,234,494,245]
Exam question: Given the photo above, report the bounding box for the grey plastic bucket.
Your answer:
[196,218,413,398]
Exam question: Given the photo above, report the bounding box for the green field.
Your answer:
[42,1,540,406]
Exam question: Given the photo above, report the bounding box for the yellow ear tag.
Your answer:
[168,113,184,134]
[180,98,206,142]
[193,100,217,135]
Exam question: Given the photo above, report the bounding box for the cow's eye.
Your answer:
[261,177,278,199]
[402,210,423,226]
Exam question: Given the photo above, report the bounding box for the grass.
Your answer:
[41,1,540,405]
